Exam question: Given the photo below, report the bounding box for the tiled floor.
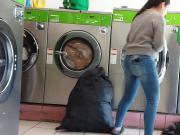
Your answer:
[19,120,162,135]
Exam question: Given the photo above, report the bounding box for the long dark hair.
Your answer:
[133,0,170,20]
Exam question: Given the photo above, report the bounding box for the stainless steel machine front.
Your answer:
[0,0,23,134]
[110,8,180,114]
[44,9,112,105]
[21,8,49,103]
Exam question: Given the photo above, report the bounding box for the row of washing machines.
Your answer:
[21,8,112,105]
[21,8,180,114]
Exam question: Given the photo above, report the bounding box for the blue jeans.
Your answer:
[115,55,160,135]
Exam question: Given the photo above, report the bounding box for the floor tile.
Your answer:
[19,120,40,134]
[140,129,162,135]
[123,128,140,135]
[154,130,162,135]
[54,131,84,135]
[35,122,60,129]
[23,127,56,135]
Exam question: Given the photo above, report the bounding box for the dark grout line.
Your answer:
[20,121,41,135]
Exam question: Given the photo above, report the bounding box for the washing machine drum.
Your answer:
[54,31,102,78]
[0,19,16,102]
[22,29,39,72]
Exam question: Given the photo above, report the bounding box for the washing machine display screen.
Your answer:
[62,38,93,70]
[0,37,6,85]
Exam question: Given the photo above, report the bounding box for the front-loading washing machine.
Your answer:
[44,9,112,105]
[110,8,179,114]
[0,0,23,134]
[21,8,49,103]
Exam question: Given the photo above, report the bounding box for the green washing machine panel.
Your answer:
[113,9,180,26]
[24,8,49,22]
[49,10,112,26]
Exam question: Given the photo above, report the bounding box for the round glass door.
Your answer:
[62,38,93,70]
[0,36,6,85]
[157,45,169,83]
[0,19,16,97]
[54,31,101,78]
[22,29,39,72]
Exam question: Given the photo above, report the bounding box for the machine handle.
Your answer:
[55,51,67,55]
[166,51,170,68]
[0,59,6,67]
[36,22,45,30]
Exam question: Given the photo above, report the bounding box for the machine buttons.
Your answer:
[36,22,45,30]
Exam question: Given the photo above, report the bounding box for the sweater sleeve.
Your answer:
[152,17,165,52]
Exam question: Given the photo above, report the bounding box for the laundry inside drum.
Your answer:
[62,38,93,70]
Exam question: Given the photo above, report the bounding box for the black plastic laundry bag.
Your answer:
[56,67,113,133]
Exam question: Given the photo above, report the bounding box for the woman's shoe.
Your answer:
[111,127,124,135]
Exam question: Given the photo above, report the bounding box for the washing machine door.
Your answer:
[22,29,39,72]
[0,19,17,102]
[54,30,102,78]
[157,44,169,83]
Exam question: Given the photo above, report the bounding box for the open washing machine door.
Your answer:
[54,30,102,78]
[157,43,169,83]
[22,29,39,72]
[0,19,17,102]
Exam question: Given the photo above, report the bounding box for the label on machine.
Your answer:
[47,48,54,64]
[110,48,117,64]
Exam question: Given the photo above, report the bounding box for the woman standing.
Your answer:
[111,0,170,135]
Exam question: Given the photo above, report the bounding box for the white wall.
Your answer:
[169,0,180,12]
[114,0,147,9]
[45,0,62,8]
[44,0,180,12]
[45,0,114,12]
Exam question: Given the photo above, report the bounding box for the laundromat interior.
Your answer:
[0,0,180,135]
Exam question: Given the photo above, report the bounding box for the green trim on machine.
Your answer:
[49,10,112,26]
[24,9,49,22]
[113,10,136,23]
[166,13,180,26]
[15,0,25,5]
[113,9,180,26]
